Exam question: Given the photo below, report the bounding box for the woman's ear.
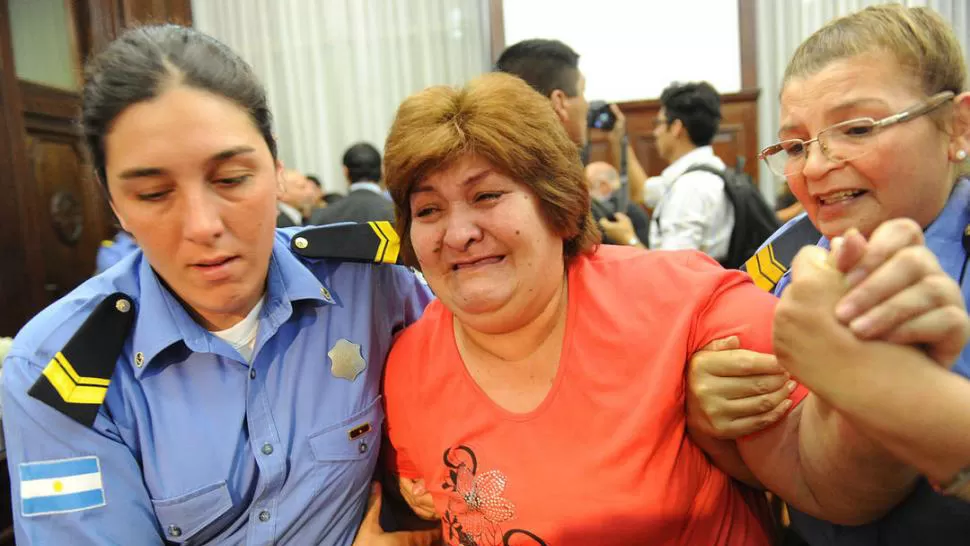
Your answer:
[949,92,970,161]
[275,160,286,194]
[109,202,129,233]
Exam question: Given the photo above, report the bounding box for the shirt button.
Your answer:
[358,442,368,454]
[249,368,256,380]
[258,510,271,522]
[167,525,182,538]
[261,443,273,455]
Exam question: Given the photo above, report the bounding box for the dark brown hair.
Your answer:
[82,24,276,193]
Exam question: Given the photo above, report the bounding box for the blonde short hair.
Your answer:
[383,72,599,266]
[784,4,967,96]
[786,4,970,177]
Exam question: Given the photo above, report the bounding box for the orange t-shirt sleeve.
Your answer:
[686,254,809,409]
[383,334,422,480]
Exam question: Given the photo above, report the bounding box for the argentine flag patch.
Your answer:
[19,456,105,516]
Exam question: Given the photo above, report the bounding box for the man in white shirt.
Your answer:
[646,82,734,262]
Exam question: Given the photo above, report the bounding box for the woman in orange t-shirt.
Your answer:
[378,72,968,546]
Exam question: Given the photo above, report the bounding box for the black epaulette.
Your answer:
[742,214,822,292]
[28,292,135,427]
[290,221,402,264]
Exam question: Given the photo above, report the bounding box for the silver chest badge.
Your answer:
[328,339,366,381]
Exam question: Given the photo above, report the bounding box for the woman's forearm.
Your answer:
[807,340,970,487]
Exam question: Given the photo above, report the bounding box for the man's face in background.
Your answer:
[562,72,589,147]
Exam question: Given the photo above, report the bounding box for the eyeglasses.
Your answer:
[759,91,955,177]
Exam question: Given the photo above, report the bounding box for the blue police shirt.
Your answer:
[95,231,139,274]
[771,178,970,545]
[2,228,433,545]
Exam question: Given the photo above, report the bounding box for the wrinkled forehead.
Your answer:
[410,154,492,195]
[779,53,923,131]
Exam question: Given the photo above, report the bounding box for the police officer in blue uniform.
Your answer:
[783,177,970,546]
[686,5,970,545]
[2,25,433,545]
[95,230,139,274]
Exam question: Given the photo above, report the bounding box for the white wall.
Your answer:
[193,0,490,194]
[503,0,742,102]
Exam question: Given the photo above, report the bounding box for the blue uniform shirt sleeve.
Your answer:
[387,266,434,329]
[2,354,163,545]
[95,233,138,275]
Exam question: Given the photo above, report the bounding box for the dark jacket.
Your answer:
[309,187,394,226]
[276,210,299,228]
[591,199,651,246]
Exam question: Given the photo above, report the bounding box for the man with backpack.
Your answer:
[609,81,779,269]
[649,82,734,258]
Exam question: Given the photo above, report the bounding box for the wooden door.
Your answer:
[21,81,109,302]
[0,0,194,337]
[0,0,44,336]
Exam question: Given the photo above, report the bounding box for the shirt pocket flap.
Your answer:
[151,481,233,543]
[309,396,384,462]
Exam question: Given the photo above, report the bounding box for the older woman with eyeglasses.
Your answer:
[686,4,970,546]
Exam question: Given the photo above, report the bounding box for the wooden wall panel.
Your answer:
[0,0,193,336]
[589,89,761,184]
[739,0,758,90]
[0,0,44,337]
[121,0,192,26]
[21,80,107,303]
[74,0,125,61]
[76,0,193,63]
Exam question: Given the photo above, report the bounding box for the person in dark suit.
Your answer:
[276,170,314,227]
[586,162,650,247]
[309,143,394,225]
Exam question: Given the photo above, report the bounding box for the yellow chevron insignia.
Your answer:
[41,352,110,405]
[368,221,400,264]
[745,244,786,292]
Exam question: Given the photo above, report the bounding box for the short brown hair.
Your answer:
[383,72,599,266]
[784,5,967,96]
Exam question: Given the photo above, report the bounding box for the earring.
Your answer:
[958,149,968,161]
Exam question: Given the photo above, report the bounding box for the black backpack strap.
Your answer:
[291,221,402,264]
[28,292,135,427]
[654,164,726,230]
[741,214,821,292]
[683,164,735,202]
[683,164,728,179]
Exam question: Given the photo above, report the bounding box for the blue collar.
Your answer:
[925,178,970,247]
[925,178,970,281]
[129,235,330,376]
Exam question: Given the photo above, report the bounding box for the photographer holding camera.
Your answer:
[586,160,651,246]
[587,100,654,246]
[496,39,650,248]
